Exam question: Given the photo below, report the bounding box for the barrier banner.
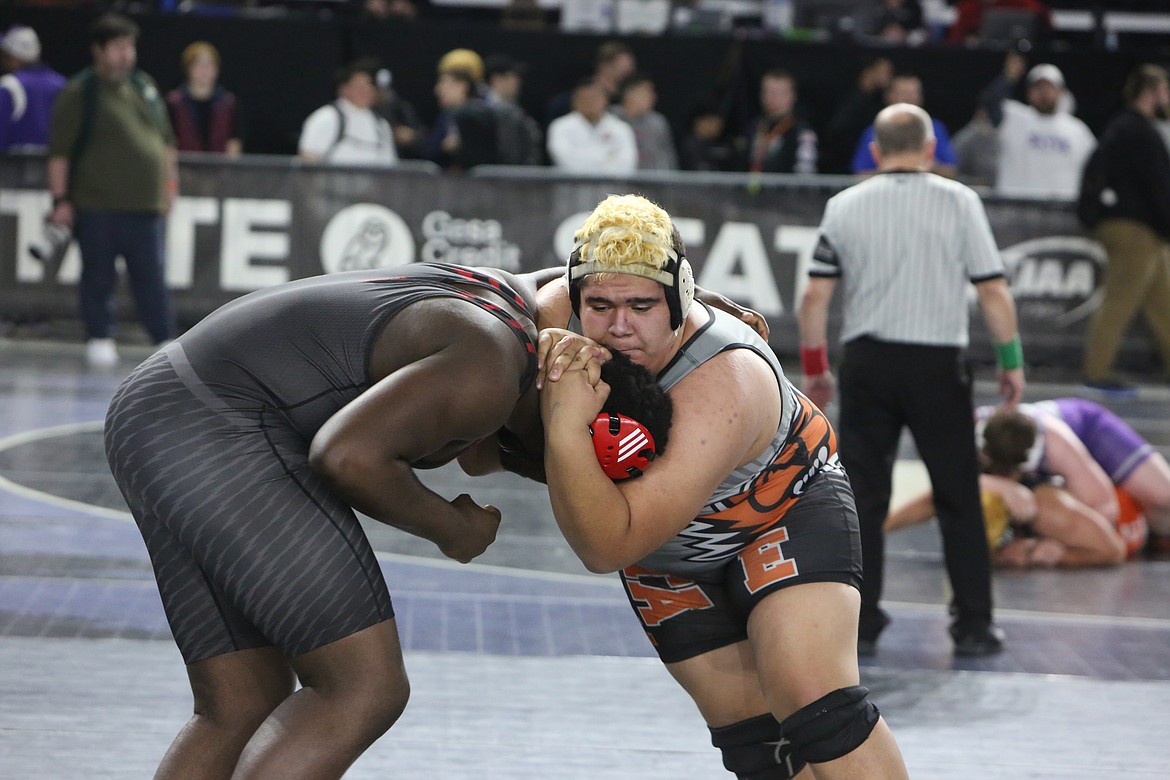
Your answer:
[0,155,1156,371]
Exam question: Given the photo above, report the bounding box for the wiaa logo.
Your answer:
[998,236,1105,327]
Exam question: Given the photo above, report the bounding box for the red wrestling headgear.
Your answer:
[590,412,657,480]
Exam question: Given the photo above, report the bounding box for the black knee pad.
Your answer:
[780,685,880,765]
[709,713,807,779]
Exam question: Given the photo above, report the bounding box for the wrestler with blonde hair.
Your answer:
[537,194,910,778]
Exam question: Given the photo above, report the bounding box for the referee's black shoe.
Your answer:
[949,618,1005,657]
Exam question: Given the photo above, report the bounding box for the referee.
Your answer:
[797,103,1025,657]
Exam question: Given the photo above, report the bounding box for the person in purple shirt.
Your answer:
[851,73,958,177]
[0,25,66,153]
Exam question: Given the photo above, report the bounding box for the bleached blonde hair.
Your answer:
[568,194,695,330]
[572,194,677,275]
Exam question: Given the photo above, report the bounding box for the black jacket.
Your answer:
[1078,108,1170,240]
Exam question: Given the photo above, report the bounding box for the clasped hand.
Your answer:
[536,329,611,429]
[535,328,610,390]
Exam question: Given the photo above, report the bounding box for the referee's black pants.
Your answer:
[837,337,994,635]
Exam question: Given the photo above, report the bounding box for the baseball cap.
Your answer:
[1026,64,1065,88]
[437,48,484,82]
[0,25,40,63]
[484,53,527,79]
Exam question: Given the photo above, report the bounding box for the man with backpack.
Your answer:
[298,57,397,167]
[483,53,542,166]
[46,12,177,368]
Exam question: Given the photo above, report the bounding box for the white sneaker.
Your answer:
[86,338,118,368]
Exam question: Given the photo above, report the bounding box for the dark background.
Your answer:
[1,4,1156,158]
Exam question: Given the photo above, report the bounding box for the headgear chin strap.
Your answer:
[590,412,657,480]
[568,237,695,331]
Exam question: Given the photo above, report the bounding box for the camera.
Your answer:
[29,220,72,264]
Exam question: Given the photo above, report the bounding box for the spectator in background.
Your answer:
[612,72,677,171]
[299,58,396,166]
[851,73,957,177]
[982,55,1095,199]
[680,98,744,172]
[501,0,548,31]
[1155,109,1170,157]
[951,104,999,187]
[426,66,499,172]
[46,12,177,368]
[822,57,892,175]
[361,0,419,21]
[747,69,817,174]
[544,40,635,127]
[546,78,636,175]
[861,0,927,45]
[1077,64,1170,395]
[0,25,65,153]
[591,40,636,104]
[165,41,242,155]
[484,53,542,165]
[484,53,525,107]
[948,0,1053,46]
[374,67,426,160]
[436,48,484,84]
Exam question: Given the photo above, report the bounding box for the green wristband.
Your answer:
[994,336,1024,370]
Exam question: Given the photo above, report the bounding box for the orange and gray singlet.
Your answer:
[574,303,848,576]
[572,303,862,663]
[104,263,537,665]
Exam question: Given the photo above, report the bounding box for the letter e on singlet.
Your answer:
[740,525,799,595]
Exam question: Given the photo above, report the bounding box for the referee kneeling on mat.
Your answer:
[797,102,1026,657]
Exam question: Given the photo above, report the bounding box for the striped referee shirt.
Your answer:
[808,171,1005,347]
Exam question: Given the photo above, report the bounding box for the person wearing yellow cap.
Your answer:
[437,48,484,83]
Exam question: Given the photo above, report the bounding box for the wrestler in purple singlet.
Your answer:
[1041,398,1154,483]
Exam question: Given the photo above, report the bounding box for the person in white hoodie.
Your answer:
[546,78,637,175]
[983,54,1095,199]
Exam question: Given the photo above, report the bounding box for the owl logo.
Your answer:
[340,218,390,270]
[321,204,415,273]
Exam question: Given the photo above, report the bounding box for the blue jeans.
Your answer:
[74,210,174,343]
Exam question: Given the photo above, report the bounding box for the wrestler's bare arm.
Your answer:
[883,492,938,532]
[1030,484,1126,567]
[309,313,526,563]
[885,474,1035,533]
[981,473,1037,520]
[542,349,779,572]
[694,288,770,340]
[535,277,572,331]
[1042,417,1119,522]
